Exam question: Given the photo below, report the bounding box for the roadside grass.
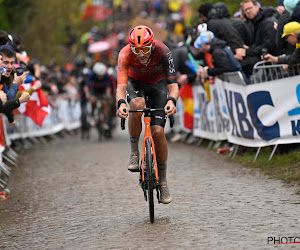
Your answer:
[228,146,300,192]
[196,139,300,192]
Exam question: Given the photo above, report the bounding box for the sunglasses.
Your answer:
[131,44,152,55]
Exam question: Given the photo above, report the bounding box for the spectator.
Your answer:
[263,21,300,69]
[0,51,29,123]
[194,31,242,78]
[236,0,277,76]
[0,30,9,46]
[197,2,244,52]
[275,5,294,55]
[213,2,252,46]
[171,45,197,86]
[0,46,27,125]
[284,0,300,22]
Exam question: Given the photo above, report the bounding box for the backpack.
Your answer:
[223,46,242,72]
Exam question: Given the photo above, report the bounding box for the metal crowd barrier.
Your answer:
[222,71,247,86]
[251,61,300,84]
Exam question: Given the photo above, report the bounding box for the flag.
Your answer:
[0,115,6,153]
[179,83,194,132]
[18,81,50,126]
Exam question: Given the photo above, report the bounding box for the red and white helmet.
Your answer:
[128,25,154,47]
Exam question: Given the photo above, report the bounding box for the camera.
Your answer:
[15,67,24,76]
[262,48,268,58]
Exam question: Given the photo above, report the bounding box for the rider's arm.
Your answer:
[165,83,179,116]
[159,42,179,115]
[116,84,128,118]
[116,46,131,118]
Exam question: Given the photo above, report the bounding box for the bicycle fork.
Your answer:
[141,116,158,183]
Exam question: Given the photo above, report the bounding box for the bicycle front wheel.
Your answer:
[145,138,154,223]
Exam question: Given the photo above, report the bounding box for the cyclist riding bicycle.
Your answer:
[86,62,113,131]
[116,25,179,204]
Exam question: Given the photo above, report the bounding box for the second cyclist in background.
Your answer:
[86,62,114,138]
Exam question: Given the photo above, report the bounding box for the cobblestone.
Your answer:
[0,128,300,249]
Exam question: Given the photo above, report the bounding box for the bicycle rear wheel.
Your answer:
[145,138,154,223]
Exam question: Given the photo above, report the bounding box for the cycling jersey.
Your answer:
[86,72,112,96]
[117,40,177,85]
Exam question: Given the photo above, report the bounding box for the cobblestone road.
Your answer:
[0,127,300,249]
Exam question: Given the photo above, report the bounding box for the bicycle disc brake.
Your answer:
[139,165,148,201]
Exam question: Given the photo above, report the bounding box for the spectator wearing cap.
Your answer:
[275,3,294,55]
[263,21,300,69]
[194,31,235,79]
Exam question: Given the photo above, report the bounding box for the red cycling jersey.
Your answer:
[117,40,177,85]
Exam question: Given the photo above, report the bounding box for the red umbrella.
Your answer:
[87,41,110,53]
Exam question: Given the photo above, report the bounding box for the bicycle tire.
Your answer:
[145,138,154,223]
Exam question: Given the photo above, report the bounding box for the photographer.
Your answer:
[0,45,28,125]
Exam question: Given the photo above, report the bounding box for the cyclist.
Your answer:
[86,62,113,133]
[116,25,179,204]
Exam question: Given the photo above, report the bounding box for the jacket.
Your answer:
[245,7,277,57]
[205,8,244,51]
[207,38,233,76]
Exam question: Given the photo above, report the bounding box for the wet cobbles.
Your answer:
[0,129,299,249]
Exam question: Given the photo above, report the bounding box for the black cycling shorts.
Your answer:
[126,77,168,127]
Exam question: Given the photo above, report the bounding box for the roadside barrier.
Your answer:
[174,62,300,162]
[0,98,81,198]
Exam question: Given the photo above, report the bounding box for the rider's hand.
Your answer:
[117,103,129,118]
[165,101,176,116]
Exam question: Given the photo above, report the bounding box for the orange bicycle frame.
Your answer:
[141,116,158,183]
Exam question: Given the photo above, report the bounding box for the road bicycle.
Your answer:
[121,107,174,223]
[94,97,115,140]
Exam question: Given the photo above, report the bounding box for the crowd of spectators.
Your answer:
[188,0,300,86]
[1,0,299,143]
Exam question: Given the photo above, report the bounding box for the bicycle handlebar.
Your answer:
[121,107,174,130]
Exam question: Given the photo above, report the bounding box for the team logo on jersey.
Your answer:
[167,52,175,73]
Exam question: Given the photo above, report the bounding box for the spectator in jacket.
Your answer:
[236,0,277,76]
[197,2,245,52]
[194,31,234,79]
[0,53,30,119]
[0,46,27,125]
[242,0,277,55]
[284,0,300,22]
[263,21,300,69]
[213,2,252,46]
[275,5,294,55]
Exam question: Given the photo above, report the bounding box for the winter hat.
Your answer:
[194,31,214,49]
[284,0,299,14]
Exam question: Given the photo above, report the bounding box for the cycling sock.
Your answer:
[130,135,140,155]
[158,161,167,184]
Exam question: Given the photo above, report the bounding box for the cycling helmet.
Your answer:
[128,25,154,47]
[93,62,106,76]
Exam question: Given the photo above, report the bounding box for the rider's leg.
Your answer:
[101,98,110,130]
[127,97,145,171]
[151,125,172,204]
[90,96,97,117]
